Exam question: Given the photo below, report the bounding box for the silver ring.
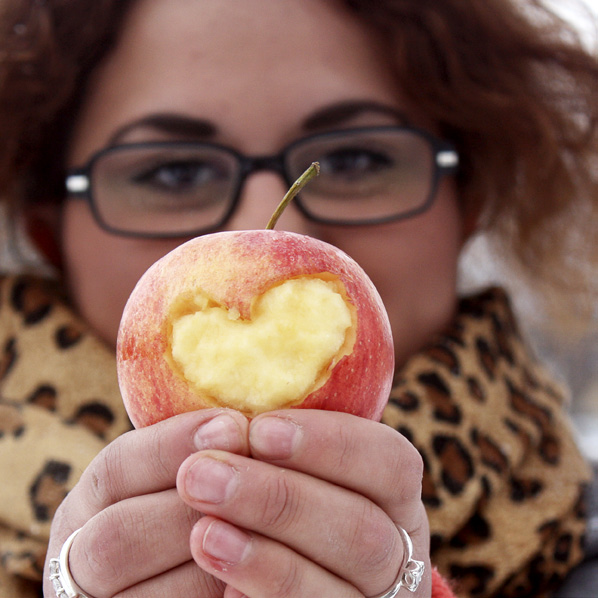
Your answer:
[368,526,425,597]
[49,528,91,598]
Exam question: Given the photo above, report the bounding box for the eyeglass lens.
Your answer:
[92,145,241,236]
[88,128,440,236]
[286,129,434,222]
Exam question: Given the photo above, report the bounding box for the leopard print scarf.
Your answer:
[0,276,590,598]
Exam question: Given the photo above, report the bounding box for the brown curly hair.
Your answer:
[0,0,597,319]
[0,0,136,200]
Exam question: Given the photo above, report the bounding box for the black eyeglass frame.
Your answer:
[65,125,459,239]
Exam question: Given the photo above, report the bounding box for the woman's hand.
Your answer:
[43,408,431,598]
[177,410,431,598]
[43,408,251,598]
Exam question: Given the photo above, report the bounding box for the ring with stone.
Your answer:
[48,528,91,598]
[368,525,425,597]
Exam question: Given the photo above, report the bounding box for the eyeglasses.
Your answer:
[65,125,459,238]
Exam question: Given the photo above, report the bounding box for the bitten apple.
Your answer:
[116,230,394,427]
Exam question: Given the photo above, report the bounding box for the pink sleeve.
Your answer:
[432,567,457,598]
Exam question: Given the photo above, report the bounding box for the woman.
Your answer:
[0,0,596,596]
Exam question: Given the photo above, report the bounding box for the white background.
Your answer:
[548,0,598,47]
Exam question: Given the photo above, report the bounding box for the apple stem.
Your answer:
[265,162,320,230]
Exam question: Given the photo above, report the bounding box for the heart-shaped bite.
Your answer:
[117,230,394,427]
[167,277,354,413]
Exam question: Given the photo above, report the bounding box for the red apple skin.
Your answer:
[117,230,394,428]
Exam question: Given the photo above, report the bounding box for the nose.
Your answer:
[224,171,312,234]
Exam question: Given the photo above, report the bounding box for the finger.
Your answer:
[45,493,222,598]
[65,489,200,596]
[44,409,249,598]
[249,410,431,592]
[177,450,406,596]
[190,516,361,598]
[121,560,225,598]
[72,408,249,522]
[249,410,424,519]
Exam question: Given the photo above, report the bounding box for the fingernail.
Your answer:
[203,520,251,565]
[185,457,238,503]
[250,416,300,460]
[194,414,243,451]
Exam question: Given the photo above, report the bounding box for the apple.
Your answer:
[116,165,394,427]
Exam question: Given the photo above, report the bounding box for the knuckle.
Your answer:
[257,472,302,533]
[348,502,398,577]
[81,437,129,509]
[79,514,128,592]
[385,433,425,502]
[333,424,362,478]
[147,424,176,480]
[267,557,302,598]
[50,497,76,534]
[84,500,157,592]
[403,444,425,485]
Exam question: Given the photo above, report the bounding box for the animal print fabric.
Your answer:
[383,290,591,597]
[0,276,131,597]
[0,275,590,597]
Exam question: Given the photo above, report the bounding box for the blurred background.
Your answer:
[460,0,598,463]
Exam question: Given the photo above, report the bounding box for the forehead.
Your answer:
[67,0,404,161]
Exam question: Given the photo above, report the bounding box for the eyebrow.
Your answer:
[108,113,218,145]
[106,100,406,146]
[302,100,407,131]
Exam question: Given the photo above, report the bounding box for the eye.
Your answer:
[317,147,394,180]
[132,159,227,192]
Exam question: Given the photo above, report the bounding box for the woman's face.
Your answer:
[63,0,465,365]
